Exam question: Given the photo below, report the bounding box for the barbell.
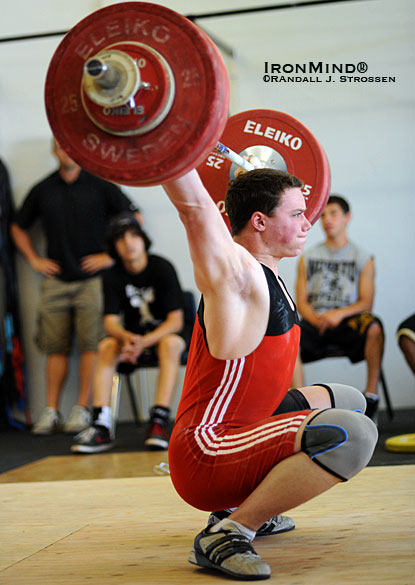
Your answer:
[44,1,331,225]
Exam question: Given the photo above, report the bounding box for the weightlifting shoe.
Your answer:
[208,508,295,536]
[189,524,271,580]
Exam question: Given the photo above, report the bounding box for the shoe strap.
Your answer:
[205,532,256,565]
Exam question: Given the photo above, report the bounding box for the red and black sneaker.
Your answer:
[144,420,169,450]
[71,425,114,454]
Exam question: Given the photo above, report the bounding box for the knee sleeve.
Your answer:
[301,409,378,481]
[315,383,366,413]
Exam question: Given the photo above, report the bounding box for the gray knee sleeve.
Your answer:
[302,409,378,481]
[316,383,366,413]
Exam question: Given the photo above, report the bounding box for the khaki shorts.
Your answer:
[35,277,105,355]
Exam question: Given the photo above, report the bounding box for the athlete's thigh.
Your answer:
[169,410,312,512]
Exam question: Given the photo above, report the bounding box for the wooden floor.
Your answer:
[0,451,168,483]
[0,456,414,585]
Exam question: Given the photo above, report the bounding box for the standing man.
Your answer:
[292,194,384,420]
[11,140,140,434]
[161,169,377,580]
[71,213,188,453]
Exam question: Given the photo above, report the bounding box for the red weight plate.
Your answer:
[45,2,229,186]
[198,109,331,230]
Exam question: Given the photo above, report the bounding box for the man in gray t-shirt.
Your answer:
[292,195,384,420]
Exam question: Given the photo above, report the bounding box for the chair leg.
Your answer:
[109,373,122,440]
[125,375,141,426]
[138,369,150,421]
[380,368,394,420]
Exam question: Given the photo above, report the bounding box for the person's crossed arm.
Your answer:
[296,255,375,334]
[104,310,184,364]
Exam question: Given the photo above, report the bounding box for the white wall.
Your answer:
[1,0,413,423]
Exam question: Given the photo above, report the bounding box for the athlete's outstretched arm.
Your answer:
[163,169,251,296]
[162,170,268,359]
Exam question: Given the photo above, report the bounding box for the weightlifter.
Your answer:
[163,168,378,580]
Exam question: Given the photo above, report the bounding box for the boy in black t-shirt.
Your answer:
[72,213,188,452]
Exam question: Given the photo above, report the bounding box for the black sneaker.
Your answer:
[144,420,169,450]
[189,526,271,580]
[208,508,295,537]
[365,395,379,422]
[71,425,114,454]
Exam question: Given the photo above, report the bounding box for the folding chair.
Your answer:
[311,343,394,420]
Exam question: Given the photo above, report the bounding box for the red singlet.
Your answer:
[169,265,311,511]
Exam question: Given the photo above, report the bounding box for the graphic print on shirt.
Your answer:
[124,285,160,330]
[307,259,358,307]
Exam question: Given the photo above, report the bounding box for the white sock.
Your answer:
[209,518,256,542]
[365,393,379,401]
[95,406,111,429]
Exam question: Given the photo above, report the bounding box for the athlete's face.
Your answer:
[265,187,311,257]
[114,229,146,263]
[320,203,350,239]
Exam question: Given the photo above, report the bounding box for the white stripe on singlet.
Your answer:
[194,358,306,457]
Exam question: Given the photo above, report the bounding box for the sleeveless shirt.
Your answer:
[303,241,372,313]
[173,264,300,431]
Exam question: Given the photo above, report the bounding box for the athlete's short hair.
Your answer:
[225,168,303,236]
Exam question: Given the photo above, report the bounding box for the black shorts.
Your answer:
[300,313,383,364]
[118,322,192,372]
[273,388,311,415]
[396,314,415,342]
[116,329,192,375]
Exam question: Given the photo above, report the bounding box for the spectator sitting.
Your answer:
[292,194,384,421]
[396,314,415,375]
[383,314,415,453]
[71,212,189,453]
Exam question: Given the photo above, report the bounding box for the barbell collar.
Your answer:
[82,49,141,108]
